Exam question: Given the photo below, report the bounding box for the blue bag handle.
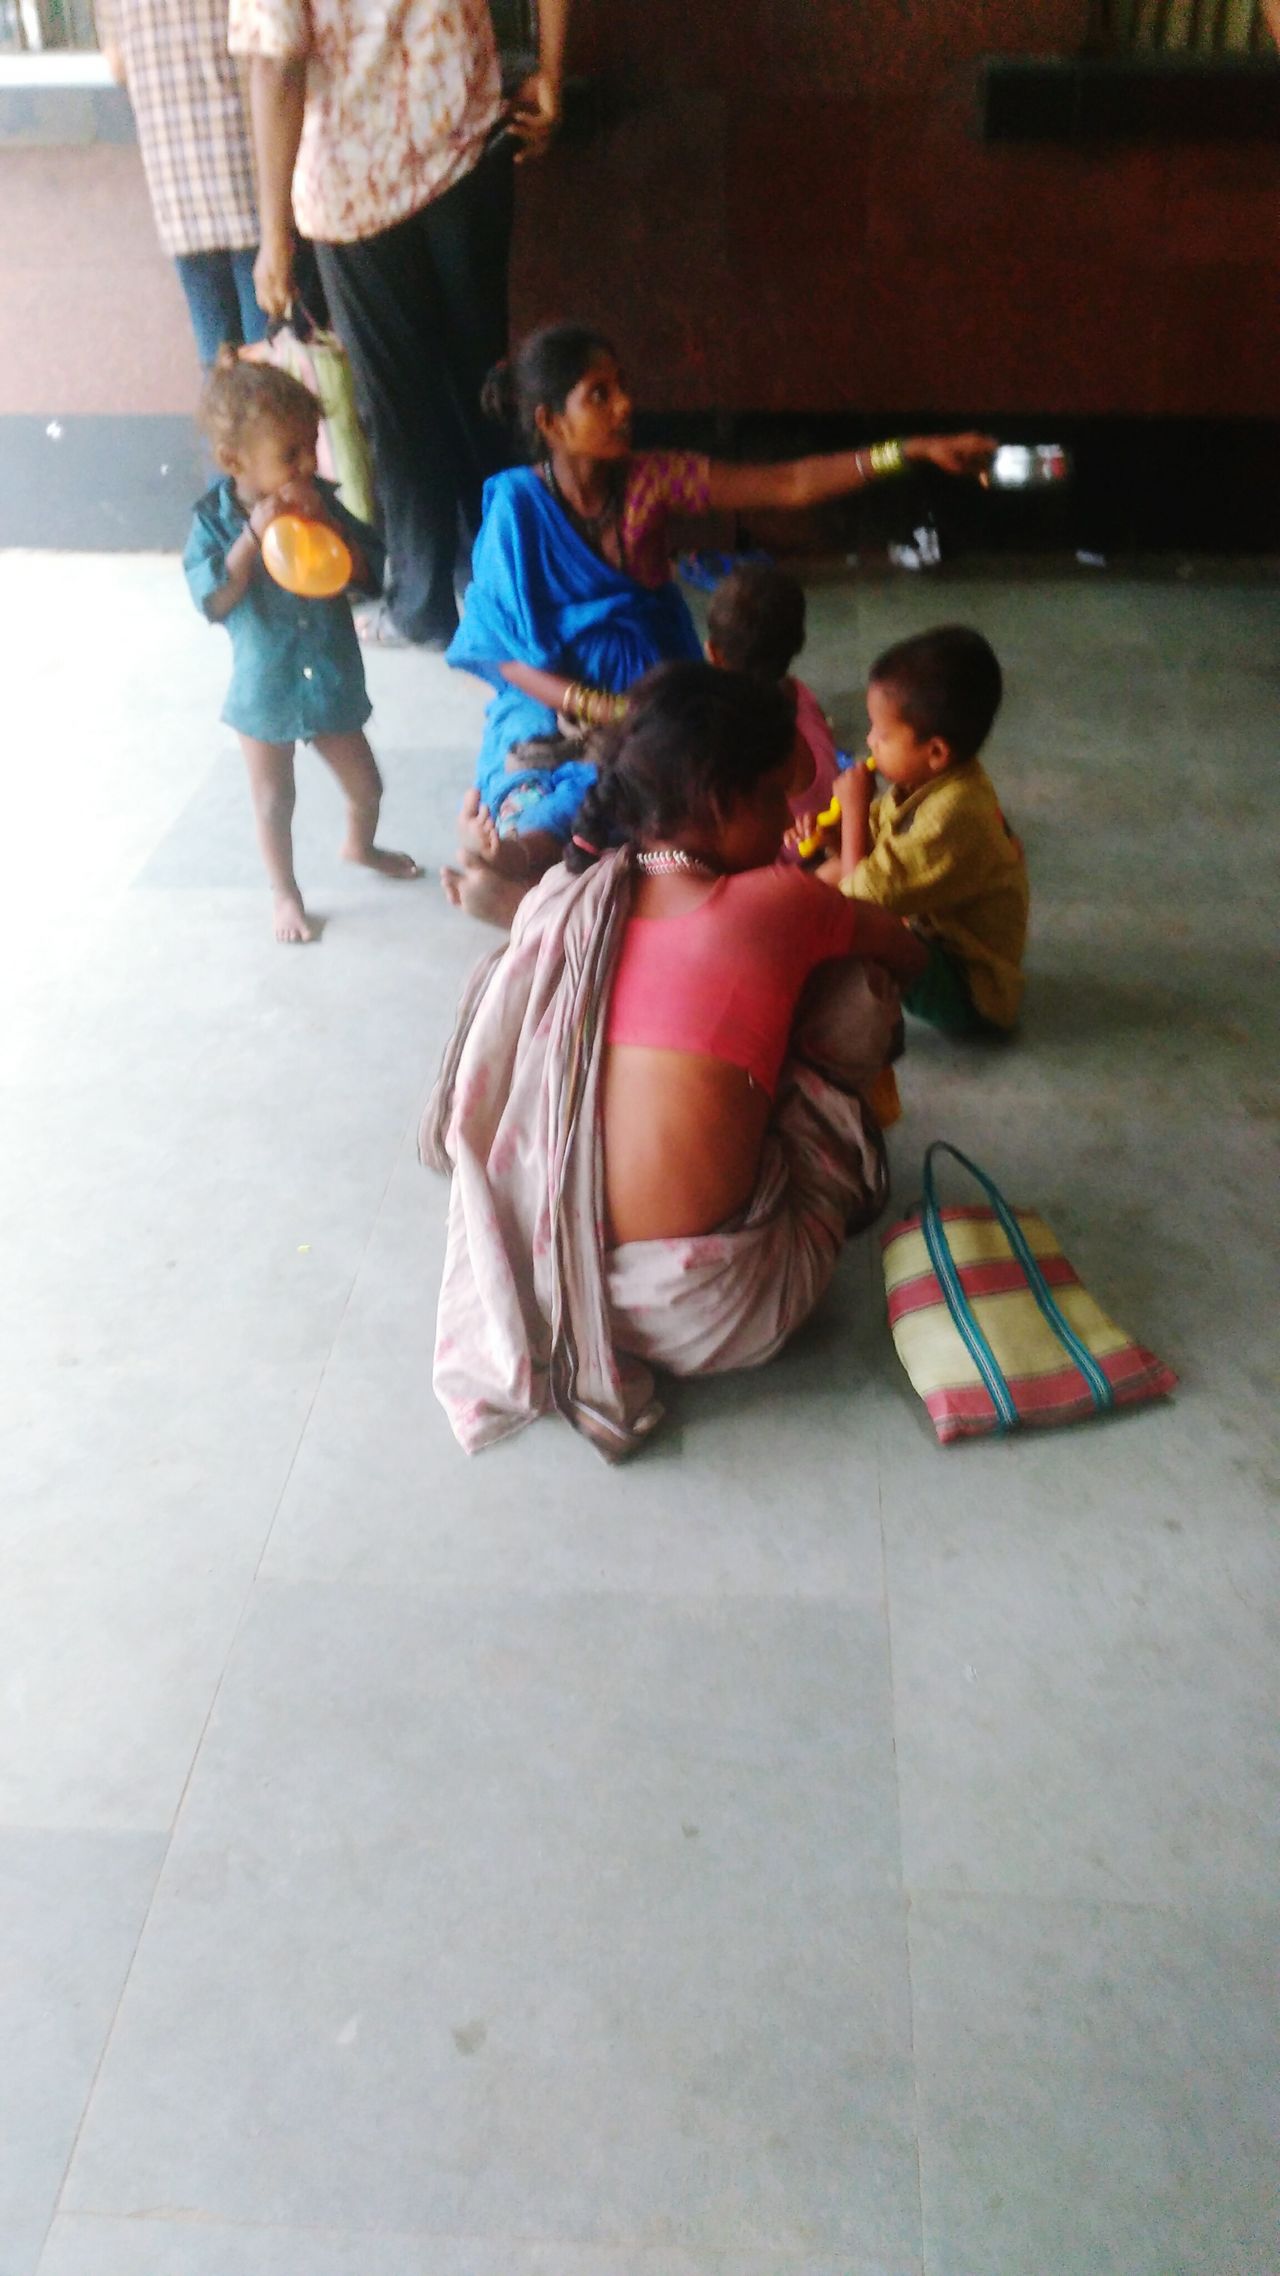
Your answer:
[920,1142,1115,1432]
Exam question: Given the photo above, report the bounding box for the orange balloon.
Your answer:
[261,513,353,599]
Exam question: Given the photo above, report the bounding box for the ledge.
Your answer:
[979,53,1280,143]
[0,53,133,145]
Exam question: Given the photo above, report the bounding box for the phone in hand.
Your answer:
[986,444,1071,489]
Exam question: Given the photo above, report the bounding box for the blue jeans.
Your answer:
[174,247,267,368]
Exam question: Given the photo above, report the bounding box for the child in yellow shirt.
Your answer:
[832,625,1028,1035]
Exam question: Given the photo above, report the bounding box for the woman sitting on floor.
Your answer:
[423,663,927,1457]
[442,321,994,924]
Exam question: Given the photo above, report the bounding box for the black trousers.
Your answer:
[316,141,514,644]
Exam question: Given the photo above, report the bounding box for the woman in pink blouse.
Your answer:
[443,322,995,926]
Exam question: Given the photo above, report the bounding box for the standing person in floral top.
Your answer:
[231,0,570,649]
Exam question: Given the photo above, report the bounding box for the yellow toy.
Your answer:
[261,513,353,600]
[795,755,876,861]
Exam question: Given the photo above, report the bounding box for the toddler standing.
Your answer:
[184,352,420,942]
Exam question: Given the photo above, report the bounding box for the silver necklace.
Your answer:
[633,848,720,879]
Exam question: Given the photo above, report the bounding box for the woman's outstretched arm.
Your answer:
[705,432,995,513]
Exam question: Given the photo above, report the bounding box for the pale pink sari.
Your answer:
[422,852,898,1459]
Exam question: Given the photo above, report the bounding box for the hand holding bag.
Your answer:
[882,1142,1178,1444]
[244,305,377,527]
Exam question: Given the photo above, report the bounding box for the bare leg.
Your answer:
[440,858,530,929]
[313,730,422,879]
[239,735,315,943]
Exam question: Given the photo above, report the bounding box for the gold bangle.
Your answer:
[564,681,584,722]
[868,438,906,479]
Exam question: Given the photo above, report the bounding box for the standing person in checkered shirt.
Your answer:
[96,0,269,367]
[232,0,570,650]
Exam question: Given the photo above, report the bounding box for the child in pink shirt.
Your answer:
[705,564,840,840]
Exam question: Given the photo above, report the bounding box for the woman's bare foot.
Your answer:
[456,789,530,882]
[342,841,423,879]
[440,858,528,931]
[274,890,316,943]
[457,788,501,861]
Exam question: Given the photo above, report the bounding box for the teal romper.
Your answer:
[184,476,384,746]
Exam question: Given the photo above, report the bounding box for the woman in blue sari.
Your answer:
[443,323,994,923]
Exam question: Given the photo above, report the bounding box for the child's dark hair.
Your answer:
[706,564,806,681]
[481,322,617,463]
[564,661,796,873]
[868,624,1003,762]
[199,344,320,461]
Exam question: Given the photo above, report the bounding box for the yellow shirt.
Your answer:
[842,761,1029,1027]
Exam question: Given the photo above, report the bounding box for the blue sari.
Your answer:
[447,466,703,837]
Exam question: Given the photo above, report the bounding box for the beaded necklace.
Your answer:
[541,459,624,558]
[633,848,720,879]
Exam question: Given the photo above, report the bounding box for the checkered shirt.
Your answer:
[97,0,259,258]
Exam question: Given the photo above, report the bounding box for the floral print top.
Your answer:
[619,451,711,588]
[228,0,501,243]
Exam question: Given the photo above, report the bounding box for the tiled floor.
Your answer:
[2,552,1277,2276]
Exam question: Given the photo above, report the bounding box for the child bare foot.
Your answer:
[342,841,423,879]
[274,890,317,944]
[440,857,528,931]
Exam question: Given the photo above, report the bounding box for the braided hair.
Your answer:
[564,661,797,874]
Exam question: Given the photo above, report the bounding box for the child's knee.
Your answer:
[250,776,295,826]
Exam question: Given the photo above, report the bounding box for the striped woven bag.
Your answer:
[881,1143,1178,1445]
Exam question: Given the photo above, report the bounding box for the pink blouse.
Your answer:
[605,866,859,1097]
[620,451,711,588]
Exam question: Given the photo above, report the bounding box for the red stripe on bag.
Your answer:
[925,1344,1180,1443]
[887,1253,1078,1323]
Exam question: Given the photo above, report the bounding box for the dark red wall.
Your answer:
[2,0,1277,423]
[511,0,1280,417]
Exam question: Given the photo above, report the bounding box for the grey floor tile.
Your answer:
[880,1429,1280,1904]
[263,1143,897,1600]
[6,559,1279,2271]
[134,745,470,891]
[0,873,477,1831]
[0,1553,255,1836]
[63,1579,917,2260]
[37,2217,916,2276]
[0,1832,164,2238]
[0,2230,46,2276]
[909,1894,1280,2276]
